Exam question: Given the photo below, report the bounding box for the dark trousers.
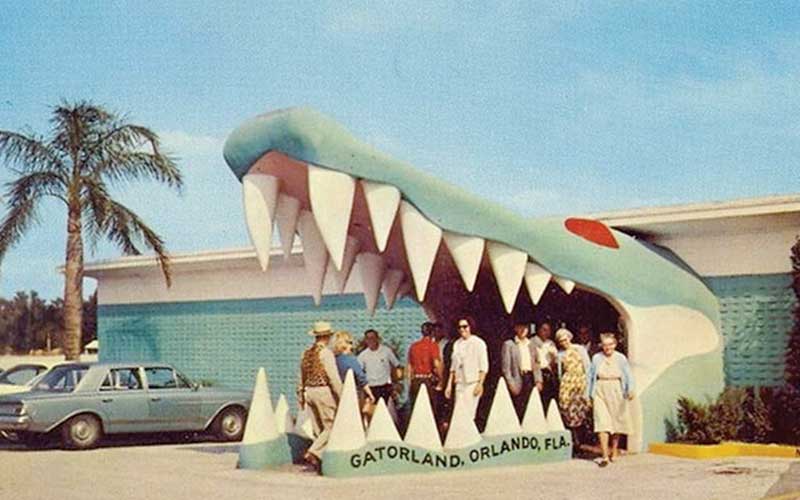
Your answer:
[512,372,535,420]
[369,384,393,404]
[539,369,559,413]
[409,376,435,407]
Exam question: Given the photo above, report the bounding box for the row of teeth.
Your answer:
[270,370,566,452]
[242,164,576,314]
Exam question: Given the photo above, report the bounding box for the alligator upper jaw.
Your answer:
[241,151,577,319]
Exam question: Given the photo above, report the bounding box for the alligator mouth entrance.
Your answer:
[244,149,622,337]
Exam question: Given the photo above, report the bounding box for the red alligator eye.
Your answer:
[564,218,619,249]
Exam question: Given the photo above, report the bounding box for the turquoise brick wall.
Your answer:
[704,273,795,387]
[98,294,428,408]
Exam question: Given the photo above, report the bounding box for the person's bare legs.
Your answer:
[598,432,610,466]
[610,434,620,461]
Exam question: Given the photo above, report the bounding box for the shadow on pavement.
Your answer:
[0,432,232,452]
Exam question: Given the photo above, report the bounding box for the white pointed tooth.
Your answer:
[293,406,316,439]
[361,180,401,252]
[487,242,527,314]
[443,232,485,292]
[399,201,442,301]
[242,174,279,272]
[308,165,356,270]
[274,394,292,434]
[241,367,279,445]
[443,393,482,449]
[381,269,405,311]
[546,400,566,432]
[327,236,360,294]
[403,384,442,451]
[483,378,522,436]
[367,398,402,443]
[521,387,548,434]
[554,276,576,294]
[524,262,552,305]
[356,252,385,315]
[327,370,366,451]
[275,194,301,260]
[297,210,329,306]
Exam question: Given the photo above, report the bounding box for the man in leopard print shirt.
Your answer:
[297,321,343,472]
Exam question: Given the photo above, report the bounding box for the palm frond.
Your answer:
[101,198,173,286]
[50,101,114,160]
[0,171,67,259]
[94,148,183,190]
[0,130,66,174]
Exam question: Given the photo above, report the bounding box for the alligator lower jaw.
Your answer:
[241,151,586,326]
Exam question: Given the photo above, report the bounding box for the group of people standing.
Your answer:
[296,316,635,472]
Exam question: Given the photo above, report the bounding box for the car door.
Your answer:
[97,367,150,433]
[144,366,205,431]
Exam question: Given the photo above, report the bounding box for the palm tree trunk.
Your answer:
[63,199,84,360]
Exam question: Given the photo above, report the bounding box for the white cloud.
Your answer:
[157,130,225,159]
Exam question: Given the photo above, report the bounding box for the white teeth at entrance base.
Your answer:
[381,269,405,310]
[356,252,386,315]
[327,370,366,451]
[444,393,482,449]
[483,378,522,436]
[366,398,402,443]
[524,262,552,305]
[399,201,442,302]
[487,242,527,314]
[274,194,301,261]
[297,211,329,306]
[361,180,401,252]
[241,367,279,444]
[403,384,442,451]
[273,394,291,434]
[442,232,485,292]
[242,174,279,272]
[554,276,576,295]
[521,387,548,434]
[545,401,566,432]
[308,165,356,271]
[327,236,360,294]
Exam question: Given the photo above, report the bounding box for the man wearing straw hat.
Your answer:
[297,321,343,472]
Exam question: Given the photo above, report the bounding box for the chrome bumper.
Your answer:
[0,415,30,431]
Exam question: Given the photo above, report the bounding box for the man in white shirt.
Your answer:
[531,321,559,410]
[501,323,544,419]
[444,316,488,421]
[357,329,400,405]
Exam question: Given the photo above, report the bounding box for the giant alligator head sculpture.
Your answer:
[223,107,724,454]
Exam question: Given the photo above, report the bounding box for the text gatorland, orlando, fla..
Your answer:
[348,435,571,469]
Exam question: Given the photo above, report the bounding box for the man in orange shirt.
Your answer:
[407,322,444,411]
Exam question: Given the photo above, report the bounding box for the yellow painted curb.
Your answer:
[649,442,800,460]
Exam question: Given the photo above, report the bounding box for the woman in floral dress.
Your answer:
[555,328,592,455]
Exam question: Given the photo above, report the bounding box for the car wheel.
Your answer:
[213,406,246,442]
[61,414,102,450]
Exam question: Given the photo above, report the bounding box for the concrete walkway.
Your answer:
[0,439,796,500]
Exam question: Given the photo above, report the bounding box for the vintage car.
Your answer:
[0,363,50,396]
[0,362,251,449]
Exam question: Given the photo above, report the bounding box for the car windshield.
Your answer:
[33,365,89,392]
[0,365,46,385]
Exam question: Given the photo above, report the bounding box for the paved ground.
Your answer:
[0,437,797,500]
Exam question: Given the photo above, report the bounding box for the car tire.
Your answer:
[212,406,246,442]
[61,414,103,450]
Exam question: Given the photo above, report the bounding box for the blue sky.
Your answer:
[0,1,798,299]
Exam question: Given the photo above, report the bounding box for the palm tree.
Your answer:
[0,101,183,359]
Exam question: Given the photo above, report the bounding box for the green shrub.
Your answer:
[669,387,781,444]
[771,384,800,445]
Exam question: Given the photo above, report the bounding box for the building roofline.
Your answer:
[587,193,800,226]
